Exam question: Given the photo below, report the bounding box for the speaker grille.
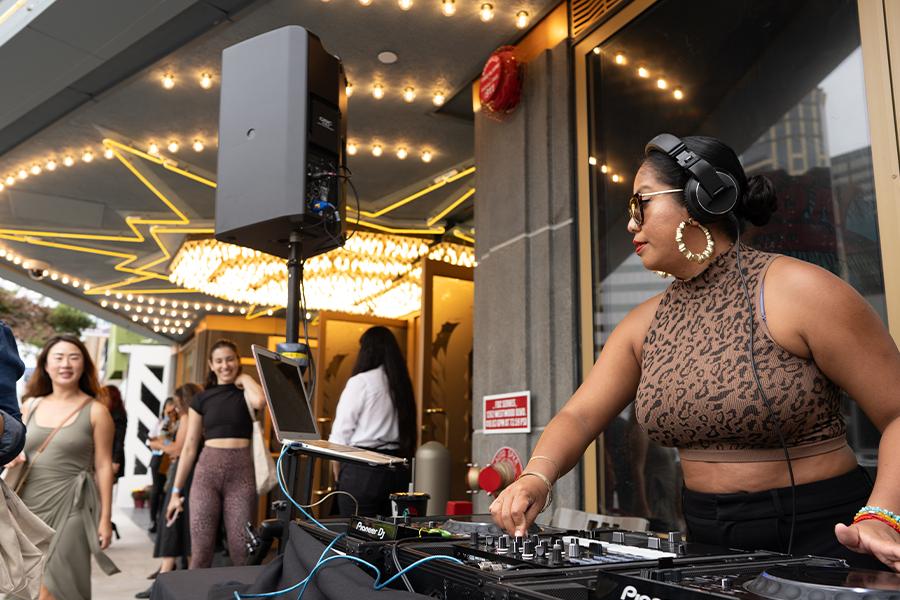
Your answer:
[570,0,627,41]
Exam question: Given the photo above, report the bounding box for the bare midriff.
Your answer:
[681,444,858,493]
[205,438,251,449]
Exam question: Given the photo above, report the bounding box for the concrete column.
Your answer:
[472,41,580,513]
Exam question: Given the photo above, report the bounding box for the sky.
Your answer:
[819,47,871,158]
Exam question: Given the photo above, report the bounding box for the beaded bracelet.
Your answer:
[852,513,900,534]
[855,505,900,524]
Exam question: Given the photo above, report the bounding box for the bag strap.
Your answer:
[15,398,92,493]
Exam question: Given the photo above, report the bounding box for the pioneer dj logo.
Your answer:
[620,585,663,600]
[354,521,386,540]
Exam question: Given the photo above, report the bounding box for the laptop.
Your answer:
[252,345,406,468]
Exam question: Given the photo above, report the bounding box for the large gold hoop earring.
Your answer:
[675,219,714,263]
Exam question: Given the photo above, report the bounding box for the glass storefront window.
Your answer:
[586,0,885,530]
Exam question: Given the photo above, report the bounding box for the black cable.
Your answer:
[731,214,797,554]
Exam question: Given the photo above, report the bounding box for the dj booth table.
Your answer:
[150,515,900,600]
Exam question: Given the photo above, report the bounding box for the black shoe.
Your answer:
[112,522,121,540]
[147,568,160,580]
[148,522,157,534]
[135,586,152,599]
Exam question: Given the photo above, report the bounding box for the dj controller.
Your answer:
[291,515,900,600]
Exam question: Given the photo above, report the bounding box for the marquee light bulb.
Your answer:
[396,147,408,160]
[656,77,668,89]
[441,0,455,16]
[162,73,175,89]
[347,142,358,155]
[4,176,14,186]
[421,150,433,163]
[30,164,41,175]
[148,142,160,155]
[168,140,180,153]
[600,164,609,173]
[402,86,416,102]
[593,47,601,55]
[346,82,354,97]
[372,83,385,99]
[63,155,75,167]
[479,3,494,21]
[192,139,205,152]
[611,174,621,183]
[637,65,649,78]
[359,0,372,6]
[398,0,412,9]
[673,87,684,100]
[82,150,94,163]
[614,52,627,65]
[46,159,57,171]
[515,10,529,28]
[199,72,213,89]
[432,91,446,106]
[0,183,4,192]
[104,148,115,159]
[588,156,597,166]
[372,144,383,157]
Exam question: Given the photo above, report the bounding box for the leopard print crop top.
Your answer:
[634,243,848,462]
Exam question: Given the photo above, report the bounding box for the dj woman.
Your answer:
[490,135,900,571]
[166,339,264,568]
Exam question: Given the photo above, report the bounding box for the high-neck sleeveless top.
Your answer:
[634,243,848,462]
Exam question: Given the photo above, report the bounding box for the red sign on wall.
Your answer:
[483,391,531,434]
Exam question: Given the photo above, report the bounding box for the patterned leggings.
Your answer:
[189,446,256,568]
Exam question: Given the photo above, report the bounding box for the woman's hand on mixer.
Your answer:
[489,476,548,536]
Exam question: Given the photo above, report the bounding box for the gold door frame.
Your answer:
[572,0,900,513]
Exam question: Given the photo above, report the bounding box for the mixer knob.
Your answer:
[720,577,734,591]
[497,534,509,553]
[522,540,535,559]
[612,531,626,544]
[485,535,494,547]
[550,546,563,564]
[647,537,662,550]
[567,541,582,559]
[531,534,540,547]
[535,545,546,558]
[470,532,480,546]
[668,531,682,543]
[514,535,523,553]
[589,541,605,556]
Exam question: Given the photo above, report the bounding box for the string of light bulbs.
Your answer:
[592,48,685,101]
[319,0,530,27]
[346,141,435,162]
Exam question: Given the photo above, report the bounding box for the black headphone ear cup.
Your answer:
[686,172,738,223]
[682,180,707,223]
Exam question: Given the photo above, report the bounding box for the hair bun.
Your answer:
[738,174,777,226]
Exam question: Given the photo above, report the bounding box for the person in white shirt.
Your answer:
[329,326,416,517]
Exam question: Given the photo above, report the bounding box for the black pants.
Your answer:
[683,466,887,570]
[148,454,167,526]
[336,454,410,518]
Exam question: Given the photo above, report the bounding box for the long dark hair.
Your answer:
[102,384,125,415]
[205,339,241,388]
[173,382,203,416]
[24,334,102,400]
[353,327,417,459]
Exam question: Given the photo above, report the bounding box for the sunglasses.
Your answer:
[628,188,684,226]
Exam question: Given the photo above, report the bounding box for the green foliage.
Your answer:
[48,304,94,337]
[0,288,94,346]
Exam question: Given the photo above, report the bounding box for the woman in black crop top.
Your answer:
[166,339,264,568]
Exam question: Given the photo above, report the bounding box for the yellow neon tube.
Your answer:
[362,166,476,218]
[426,188,475,227]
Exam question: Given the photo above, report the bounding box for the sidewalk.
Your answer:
[93,506,158,600]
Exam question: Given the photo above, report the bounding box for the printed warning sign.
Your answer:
[483,391,531,434]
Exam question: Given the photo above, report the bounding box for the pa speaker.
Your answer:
[215,25,346,260]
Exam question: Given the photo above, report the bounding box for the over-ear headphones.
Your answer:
[644,133,740,224]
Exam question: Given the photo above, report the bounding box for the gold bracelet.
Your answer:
[528,455,560,482]
[518,471,553,513]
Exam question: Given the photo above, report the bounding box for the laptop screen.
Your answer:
[256,352,318,436]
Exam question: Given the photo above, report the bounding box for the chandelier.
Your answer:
[168,232,475,319]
